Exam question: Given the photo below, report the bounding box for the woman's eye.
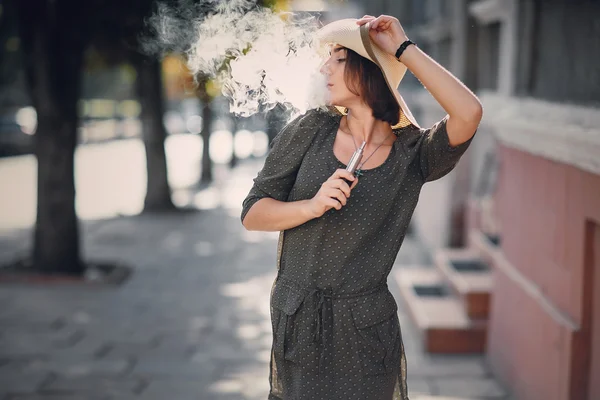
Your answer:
[337,58,346,63]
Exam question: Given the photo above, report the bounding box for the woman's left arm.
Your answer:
[357,15,483,147]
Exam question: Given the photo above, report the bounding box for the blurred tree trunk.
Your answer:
[133,55,175,211]
[197,78,213,183]
[16,0,85,275]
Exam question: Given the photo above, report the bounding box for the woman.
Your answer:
[241,15,482,400]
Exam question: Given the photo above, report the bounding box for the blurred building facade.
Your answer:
[344,0,600,399]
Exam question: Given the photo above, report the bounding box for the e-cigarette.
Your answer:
[344,141,366,187]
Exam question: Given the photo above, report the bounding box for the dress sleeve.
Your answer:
[240,109,326,223]
[415,115,477,182]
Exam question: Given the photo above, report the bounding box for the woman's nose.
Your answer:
[320,61,331,75]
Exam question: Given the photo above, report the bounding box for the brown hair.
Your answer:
[343,47,400,126]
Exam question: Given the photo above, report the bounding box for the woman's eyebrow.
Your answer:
[332,47,345,54]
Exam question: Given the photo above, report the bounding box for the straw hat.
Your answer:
[316,18,420,129]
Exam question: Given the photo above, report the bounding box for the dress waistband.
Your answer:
[277,275,388,300]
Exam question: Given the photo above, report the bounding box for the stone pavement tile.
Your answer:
[191,348,255,365]
[408,357,489,378]
[198,340,257,363]
[95,341,159,360]
[432,377,508,398]
[407,378,434,397]
[223,370,271,400]
[0,316,65,332]
[0,329,82,358]
[55,336,113,359]
[6,396,109,400]
[0,370,50,394]
[70,329,160,348]
[16,356,130,377]
[100,336,192,362]
[207,377,250,400]
[131,360,216,379]
[41,376,143,397]
[137,379,211,400]
[407,378,433,398]
[411,397,478,400]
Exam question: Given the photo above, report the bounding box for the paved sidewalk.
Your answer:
[0,159,509,400]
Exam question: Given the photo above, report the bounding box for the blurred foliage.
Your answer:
[1,0,291,107]
[162,54,196,100]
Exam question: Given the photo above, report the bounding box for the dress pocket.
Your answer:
[351,289,401,376]
[271,281,306,364]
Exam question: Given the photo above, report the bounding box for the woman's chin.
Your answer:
[323,93,334,105]
[326,97,342,107]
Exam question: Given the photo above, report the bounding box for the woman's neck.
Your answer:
[345,107,393,145]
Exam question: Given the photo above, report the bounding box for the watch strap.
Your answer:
[395,40,415,60]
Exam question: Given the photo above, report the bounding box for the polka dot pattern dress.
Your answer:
[241,108,475,400]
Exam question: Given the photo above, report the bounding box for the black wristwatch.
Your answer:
[395,40,415,60]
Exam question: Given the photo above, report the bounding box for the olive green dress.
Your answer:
[241,108,476,400]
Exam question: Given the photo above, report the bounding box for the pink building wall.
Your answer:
[487,145,600,400]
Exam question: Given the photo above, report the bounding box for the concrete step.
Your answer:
[434,248,492,320]
[394,268,487,354]
[469,228,502,268]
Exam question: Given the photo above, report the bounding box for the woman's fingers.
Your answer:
[329,168,356,184]
[326,170,358,196]
[329,187,347,206]
[324,197,342,210]
[369,16,382,29]
[360,14,400,34]
[358,15,402,36]
[370,15,394,30]
[325,177,352,197]
[332,179,351,197]
[356,15,375,25]
[317,169,361,212]
[320,183,347,206]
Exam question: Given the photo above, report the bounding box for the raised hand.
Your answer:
[356,15,409,56]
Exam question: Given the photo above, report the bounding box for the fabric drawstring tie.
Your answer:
[312,285,333,376]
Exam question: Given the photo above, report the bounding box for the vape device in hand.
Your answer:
[344,141,366,187]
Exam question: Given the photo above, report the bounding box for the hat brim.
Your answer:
[316,19,420,129]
